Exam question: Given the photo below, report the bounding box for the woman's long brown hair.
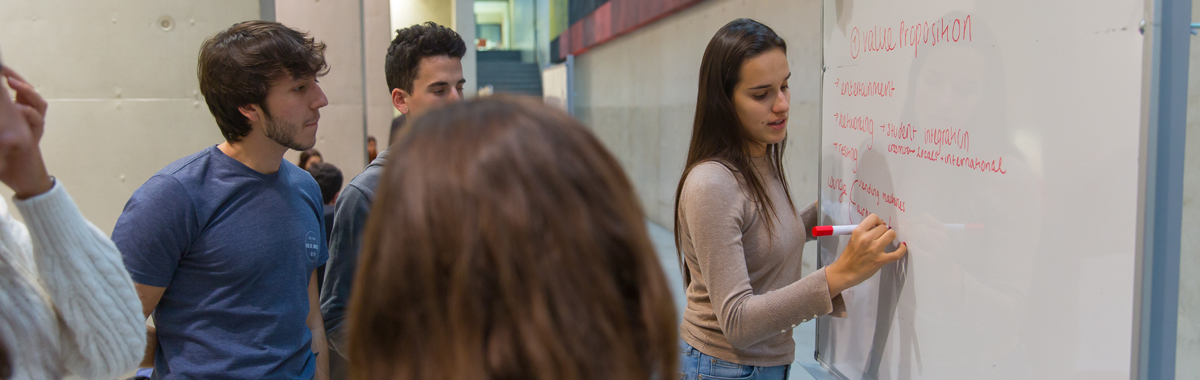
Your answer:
[347,96,678,380]
[0,342,10,379]
[673,18,795,286]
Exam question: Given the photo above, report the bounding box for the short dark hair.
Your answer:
[367,136,376,143]
[388,114,407,146]
[298,148,322,169]
[199,21,329,142]
[385,22,466,94]
[306,161,343,204]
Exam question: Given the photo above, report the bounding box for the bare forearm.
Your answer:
[312,322,329,380]
[139,325,157,368]
[307,272,328,380]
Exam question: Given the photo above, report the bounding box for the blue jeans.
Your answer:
[679,341,791,380]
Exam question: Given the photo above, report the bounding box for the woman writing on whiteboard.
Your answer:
[674,19,906,379]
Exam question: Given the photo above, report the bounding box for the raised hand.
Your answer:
[0,66,52,199]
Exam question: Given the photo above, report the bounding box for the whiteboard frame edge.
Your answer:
[809,0,840,379]
[1134,0,1187,379]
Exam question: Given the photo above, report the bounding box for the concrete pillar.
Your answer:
[453,0,478,98]
[364,0,395,148]
[275,0,393,177]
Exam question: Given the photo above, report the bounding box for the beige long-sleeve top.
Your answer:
[0,182,145,379]
[678,157,846,367]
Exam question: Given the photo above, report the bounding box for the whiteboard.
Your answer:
[815,1,1146,379]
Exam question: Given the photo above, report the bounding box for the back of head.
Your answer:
[385,22,467,94]
[388,114,407,146]
[347,96,677,380]
[198,21,328,142]
[305,161,343,204]
[0,342,9,379]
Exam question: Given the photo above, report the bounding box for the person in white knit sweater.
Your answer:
[0,62,146,378]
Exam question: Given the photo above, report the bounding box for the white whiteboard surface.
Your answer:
[816,1,1145,379]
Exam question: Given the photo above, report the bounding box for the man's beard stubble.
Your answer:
[262,114,314,151]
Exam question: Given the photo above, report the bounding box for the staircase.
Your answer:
[477,50,543,97]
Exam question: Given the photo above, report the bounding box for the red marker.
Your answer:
[812,225,856,236]
[812,223,982,236]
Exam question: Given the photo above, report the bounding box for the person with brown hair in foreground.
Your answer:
[346,96,678,380]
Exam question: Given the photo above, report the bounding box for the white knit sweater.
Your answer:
[0,181,145,379]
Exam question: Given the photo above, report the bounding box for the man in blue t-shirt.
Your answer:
[113,21,331,380]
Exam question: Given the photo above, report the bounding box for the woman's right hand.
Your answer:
[0,67,52,199]
[825,214,907,297]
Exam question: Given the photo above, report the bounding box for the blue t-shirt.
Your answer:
[114,145,328,380]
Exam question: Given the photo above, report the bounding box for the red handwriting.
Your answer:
[888,143,917,155]
[882,190,906,212]
[916,144,943,162]
[885,142,943,160]
[882,142,1006,174]
[834,78,896,98]
[852,179,880,206]
[854,202,873,220]
[849,202,897,226]
[850,15,974,59]
[849,26,898,59]
[901,15,973,58]
[829,176,907,216]
[941,153,1006,174]
[833,112,875,149]
[828,176,849,202]
[833,143,859,173]
[925,126,970,152]
[880,122,918,141]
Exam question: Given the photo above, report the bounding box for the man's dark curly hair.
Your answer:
[198,21,328,142]
[385,22,467,94]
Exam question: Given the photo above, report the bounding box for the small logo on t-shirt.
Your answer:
[305,231,319,262]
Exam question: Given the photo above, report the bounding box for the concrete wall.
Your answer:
[1179,1,1200,376]
[391,0,452,31]
[0,1,260,233]
[573,0,822,230]
[453,0,479,97]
